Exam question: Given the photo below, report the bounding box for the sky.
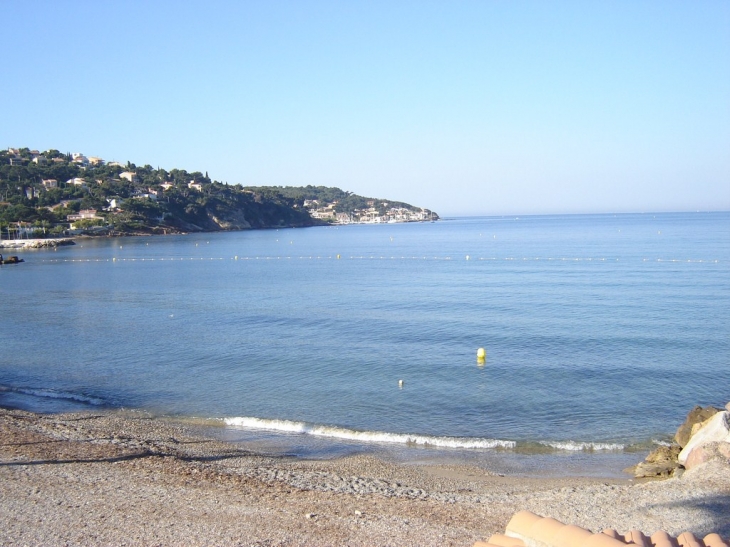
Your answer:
[1,1,728,216]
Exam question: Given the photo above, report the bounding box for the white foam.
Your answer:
[651,439,673,447]
[540,440,625,451]
[223,416,516,449]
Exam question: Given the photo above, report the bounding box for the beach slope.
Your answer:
[1,409,728,546]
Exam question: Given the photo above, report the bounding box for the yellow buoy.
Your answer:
[477,347,486,365]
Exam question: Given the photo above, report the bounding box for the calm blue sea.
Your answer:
[1,212,728,476]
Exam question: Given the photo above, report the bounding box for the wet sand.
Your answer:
[1,408,728,546]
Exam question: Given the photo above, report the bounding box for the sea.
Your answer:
[1,212,728,478]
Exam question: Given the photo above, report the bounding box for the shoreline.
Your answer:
[0,389,658,480]
[2,408,728,546]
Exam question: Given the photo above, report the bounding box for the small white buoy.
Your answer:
[398,379,404,389]
[466,255,470,260]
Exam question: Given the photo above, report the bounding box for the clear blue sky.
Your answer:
[2,1,728,216]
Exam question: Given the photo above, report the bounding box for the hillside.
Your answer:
[0,148,437,238]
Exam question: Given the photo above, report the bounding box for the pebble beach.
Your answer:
[1,408,728,546]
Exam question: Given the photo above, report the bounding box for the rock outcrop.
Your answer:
[628,402,730,479]
[627,444,682,478]
[678,410,730,469]
[675,405,722,448]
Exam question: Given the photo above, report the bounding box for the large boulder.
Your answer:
[675,405,722,448]
[683,441,730,469]
[678,411,730,469]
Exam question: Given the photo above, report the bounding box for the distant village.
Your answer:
[303,199,434,225]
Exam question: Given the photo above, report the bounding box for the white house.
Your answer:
[120,171,139,183]
[67,209,101,222]
[72,154,89,166]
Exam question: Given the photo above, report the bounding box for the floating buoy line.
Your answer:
[37,256,721,264]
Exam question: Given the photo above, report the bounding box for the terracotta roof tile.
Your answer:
[703,533,730,547]
[584,532,629,547]
[529,517,567,545]
[677,532,704,547]
[475,511,730,547]
[551,524,593,547]
[602,529,624,540]
[486,533,526,547]
[624,529,651,546]
[651,530,680,547]
[505,510,543,539]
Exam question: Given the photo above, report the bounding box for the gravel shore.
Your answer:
[1,408,728,546]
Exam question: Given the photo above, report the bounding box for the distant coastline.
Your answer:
[1,147,438,240]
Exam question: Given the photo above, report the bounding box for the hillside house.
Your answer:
[67,209,101,222]
[120,171,139,183]
[72,154,89,167]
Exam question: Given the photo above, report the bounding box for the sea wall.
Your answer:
[0,238,75,249]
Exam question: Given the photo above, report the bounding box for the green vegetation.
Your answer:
[244,185,421,216]
[0,148,435,238]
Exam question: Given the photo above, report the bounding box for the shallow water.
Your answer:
[1,212,728,476]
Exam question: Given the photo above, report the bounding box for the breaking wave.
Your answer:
[224,416,516,449]
[539,440,625,451]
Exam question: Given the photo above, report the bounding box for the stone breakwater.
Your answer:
[0,237,75,249]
